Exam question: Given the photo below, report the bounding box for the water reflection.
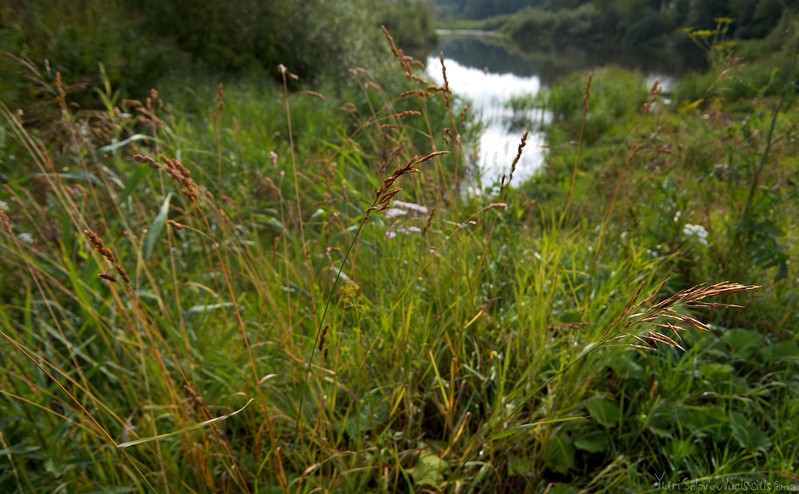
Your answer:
[435,34,706,87]
[427,34,706,189]
[426,55,547,187]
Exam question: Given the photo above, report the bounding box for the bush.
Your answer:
[380,0,439,58]
[128,0,390,82]
[0,0,180,106]
[547,66,649,143]
[501,5,603,44]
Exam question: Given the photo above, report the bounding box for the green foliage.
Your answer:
[128,0,387,82]
[380,0,439,57]
[0,0,439,112]
[0,0,183,106]
[436,0,798,52]
[500,4,603,44]
[528,16,799,330]
[1,5,799,494]
[546,67,649,144]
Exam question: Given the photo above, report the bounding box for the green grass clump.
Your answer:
[1,19,798,494]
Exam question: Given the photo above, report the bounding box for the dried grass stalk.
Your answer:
[605,280,759,351]
[83,229,130,284]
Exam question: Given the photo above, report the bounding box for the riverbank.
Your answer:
[435,28,501,37]
[426,29,706,189]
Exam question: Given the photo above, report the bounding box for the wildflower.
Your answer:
[386,226,421,239]
[385,208,408,219]
[392,200,429,214]
[683,223,709,246]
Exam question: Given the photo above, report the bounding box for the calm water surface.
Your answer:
[426,34,705,189]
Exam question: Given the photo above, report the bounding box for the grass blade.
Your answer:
[118,399,254,449]
[143,192,172,260]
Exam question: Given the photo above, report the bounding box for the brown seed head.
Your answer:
[55,72,66,108]
[318,325,329,351]
[583,73,593,117]
[161,155,199,202]
[134,154,160,169]
[390,110,422,119]
[502,131,529,192]
[216,83,224,112]
[83,229,115,263]
[114,263,130,284]
[0,210,12,235]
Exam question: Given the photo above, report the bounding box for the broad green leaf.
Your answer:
[729,412,772,452]
[646,400,688,438]
[697,363,735,386]
[409,452,446,487]
[586,397,621,428]
[546,484,579,494]
[135,290,162,305]
[759,340,799,363]
[723,328,764,359]
[544,432,575,474]
[573,430,607,453]
[682,406,727,440]
[143,192,171,260]
[253,214,290,238]
[607,353,643,376]
[344,393,388,438]
[508,454,530,476]
[0,444,41,456]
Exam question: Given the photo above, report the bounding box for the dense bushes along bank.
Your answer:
[434,0,796,50]
[0,0,438,109]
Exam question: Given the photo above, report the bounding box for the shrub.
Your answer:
[546,66,649,143]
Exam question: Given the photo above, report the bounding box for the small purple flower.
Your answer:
[385,208,408,219]
[393,201,429,214]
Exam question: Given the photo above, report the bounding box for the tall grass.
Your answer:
[0,26,793,493]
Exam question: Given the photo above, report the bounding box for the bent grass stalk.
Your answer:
[294,151,448,438]
[454,279,758,474]
[560,73,592,224]
[279,64,318,320]
[5,93,260,487]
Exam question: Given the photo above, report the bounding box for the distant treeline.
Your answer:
[435,0,797,45]
[436,0,547,19]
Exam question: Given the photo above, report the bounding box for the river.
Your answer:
[426,33,706,189]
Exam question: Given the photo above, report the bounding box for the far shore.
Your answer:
[435,28,501,37]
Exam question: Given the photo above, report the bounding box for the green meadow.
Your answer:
[1,2,798,492]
